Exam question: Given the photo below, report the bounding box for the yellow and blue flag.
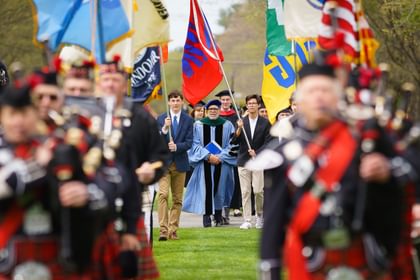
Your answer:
[31,0,131,63]
[262,41,316,123]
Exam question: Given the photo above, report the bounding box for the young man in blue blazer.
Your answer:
[157,90,194,241]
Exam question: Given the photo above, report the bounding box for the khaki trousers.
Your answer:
[238,166,264,222]
[158,163,186,235]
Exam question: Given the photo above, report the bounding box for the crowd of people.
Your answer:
[156,88,279,238]
[0,57,169,279]
[1,47,420,280]
[0,54,286,278]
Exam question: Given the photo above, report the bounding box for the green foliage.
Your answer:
[364,0,420,118]
[153,227,260,280]
[0,0,44,74]
[218,3,241,29]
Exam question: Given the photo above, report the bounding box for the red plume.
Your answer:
[82,59,95,68]
[325,53,342,68]
[358,67,375,89]
[52,56,62,72]
[112,54,121,63]
[27,73,44,89]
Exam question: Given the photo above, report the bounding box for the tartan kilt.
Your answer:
[310,238,392,280]
[0,237,91,280]
[91,217,159,280]
[391,183,415,279]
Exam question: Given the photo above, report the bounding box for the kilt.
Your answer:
[0,237,91,280]
[92,217,159,280]
[310,238,392,280]
[391,183,415,279]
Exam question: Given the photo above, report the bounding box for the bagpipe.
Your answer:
[45,94,136,272]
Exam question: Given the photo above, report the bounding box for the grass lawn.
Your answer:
[153,227,260,280]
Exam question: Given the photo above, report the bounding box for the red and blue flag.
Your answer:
[182,0,224,105]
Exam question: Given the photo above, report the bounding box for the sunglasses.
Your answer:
[37,94,59,102]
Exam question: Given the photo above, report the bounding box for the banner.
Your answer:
[182,0,223,106]
[284,0,323,40]
[266,0,291,56]
[355,0,379,67]
[132,0,170,55]
[262,41,316,123]
[31,0,131,63]
[105,0,170,70]
[131,46,162,103]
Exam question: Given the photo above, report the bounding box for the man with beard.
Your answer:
[183,99,236,227]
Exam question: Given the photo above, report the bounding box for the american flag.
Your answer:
[318,0,359,59]
[318,0,378,66]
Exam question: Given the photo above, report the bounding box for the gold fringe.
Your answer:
[106,29,135,51]
[145,83,162,104]
[29,0,45,49]
[133,0,139,12]
[133,40,171,57]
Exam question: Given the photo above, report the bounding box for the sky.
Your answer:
[166,0,243,50]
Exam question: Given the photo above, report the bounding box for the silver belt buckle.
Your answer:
[13,261,52,280]
[326,266,363,280]
[23,204,52,236]
[322,228,350,249]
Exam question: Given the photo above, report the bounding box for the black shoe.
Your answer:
[214,210,223,226]
[221,217,230,225]
[159,234,168,241]
[203,215,212,227]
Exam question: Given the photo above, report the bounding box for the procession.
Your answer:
[1,0,420,279]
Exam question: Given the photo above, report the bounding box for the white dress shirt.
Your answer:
[249,116,258,139]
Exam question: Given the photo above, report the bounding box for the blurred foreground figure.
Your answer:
[257,61,406,280]
[0,84,116,279]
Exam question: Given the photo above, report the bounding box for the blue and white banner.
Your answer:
[131,46,162,103]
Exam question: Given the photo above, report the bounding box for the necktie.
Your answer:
[173,115,179,136]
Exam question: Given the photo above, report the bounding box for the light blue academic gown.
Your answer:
[182,119,236,215]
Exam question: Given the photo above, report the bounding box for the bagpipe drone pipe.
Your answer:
[46,95,129,273]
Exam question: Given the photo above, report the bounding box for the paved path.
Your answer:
[152,211,245,228]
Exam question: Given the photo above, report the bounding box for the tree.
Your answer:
[364,0,420,118]
[0,1,44,74]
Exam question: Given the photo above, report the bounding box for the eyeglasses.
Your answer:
[37,94,58,102]
[207,107,219,111]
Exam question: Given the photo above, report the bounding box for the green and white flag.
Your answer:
[266,0,292,56]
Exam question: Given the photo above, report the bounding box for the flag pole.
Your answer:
[306,41,313,63]
[292,39,298,88]
[197,1,252,151]
[159,45,172,141]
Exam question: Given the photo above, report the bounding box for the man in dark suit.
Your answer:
[157,90,194,240]
[236,94,272,229]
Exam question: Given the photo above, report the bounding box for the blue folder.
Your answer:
[205,141,223,155]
